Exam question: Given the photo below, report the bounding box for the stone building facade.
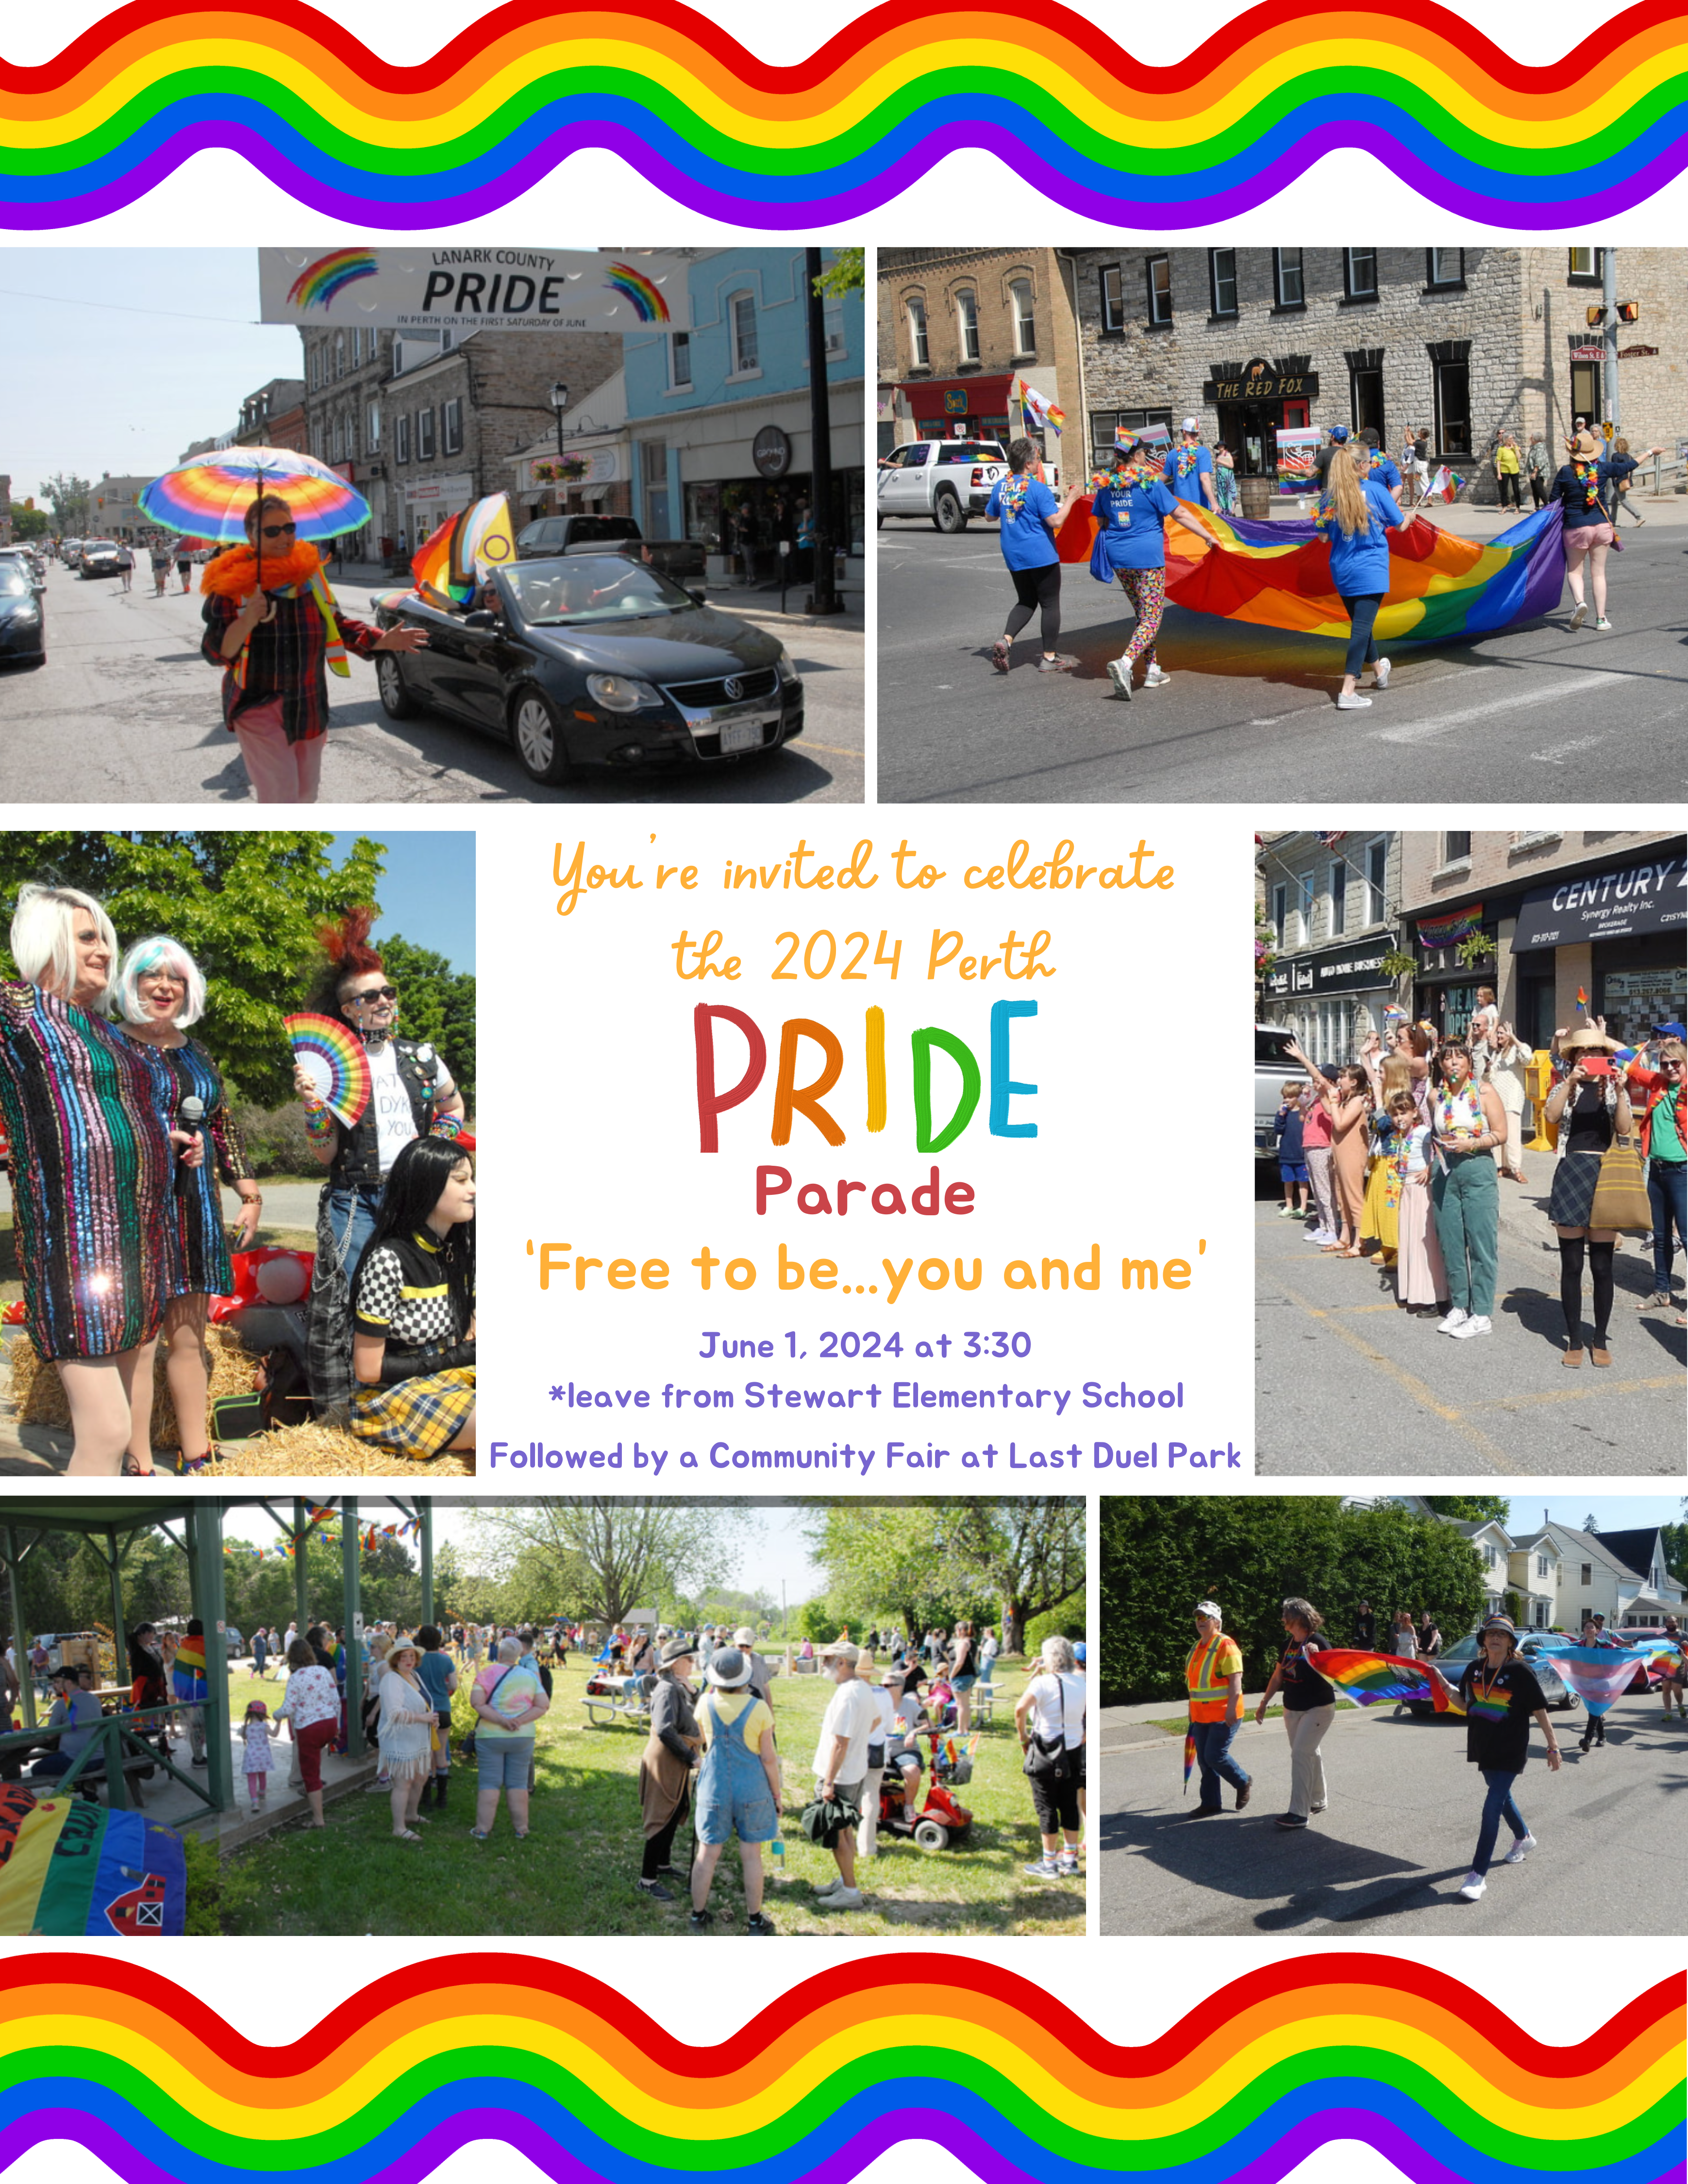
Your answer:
[877,248,1084,469]
[1064,246,1687,500]
[1257,829,1405,1066]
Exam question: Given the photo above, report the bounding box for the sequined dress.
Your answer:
[141,1038,251,1300]
[0,980,174,1358]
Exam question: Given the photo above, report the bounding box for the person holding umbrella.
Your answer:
[197,493,426,803]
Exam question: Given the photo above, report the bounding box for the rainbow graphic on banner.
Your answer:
[602,259,671,321]
[1059,498,1566,645]
[0,1791,187,1937]
[284,246,378,311]
[0,1954,1678,2180]
[4,1,1688,227]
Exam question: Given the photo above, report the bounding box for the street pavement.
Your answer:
[0,561,864,805]
[1099,1690,1688,1935]
[1254,1189,1687,1474]
[877,499,1688,803]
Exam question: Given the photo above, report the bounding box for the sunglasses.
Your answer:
[346,985,398,1003]
[259,521,298,539]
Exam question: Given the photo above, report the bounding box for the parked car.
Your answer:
[60,539,84,569]
[1408,1633,1581,1716]
[515,513,705,586]
[0,557,45,665]
[369,553,804,785]
[877,439,1009,532]
[1256,1023,1305,1163]
[78,540,124,579]
[225,1626,245,1661]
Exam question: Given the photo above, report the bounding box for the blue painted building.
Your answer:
[621,248,865,571]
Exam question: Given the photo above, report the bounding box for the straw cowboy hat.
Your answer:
[1561,1026,1622,1054]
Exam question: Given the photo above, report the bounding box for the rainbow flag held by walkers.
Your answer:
[1314,1650,1460,1713]
[1054,498,1566,646]
[0,1788,187,1937]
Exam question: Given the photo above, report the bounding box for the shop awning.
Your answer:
[905,373,1016,423]
[1515,853,1685,947]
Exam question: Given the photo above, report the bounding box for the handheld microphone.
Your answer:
[177,1095,205,1196]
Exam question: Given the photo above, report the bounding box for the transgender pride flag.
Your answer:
[1549,1646,1650,1717]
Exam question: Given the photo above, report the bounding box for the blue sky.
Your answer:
[1524,1498,1681,1533]
[1,250,305,484]
[327,833,475,973]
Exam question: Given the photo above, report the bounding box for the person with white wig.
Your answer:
[0,883,203,1474]
[114,934,263,1473]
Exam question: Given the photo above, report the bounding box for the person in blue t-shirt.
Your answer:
[1315,447,1406,709]
[1550,437,1619,630]
[1358,429,1404,503]
[1161,420,1220,512]
[986,439,1083,674]
[1088,443,1213,698]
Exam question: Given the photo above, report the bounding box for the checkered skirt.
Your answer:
[1546,1150,1603,1228]
[351,1366,476,1458]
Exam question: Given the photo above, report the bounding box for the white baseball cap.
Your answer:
[1181,416,1200,432]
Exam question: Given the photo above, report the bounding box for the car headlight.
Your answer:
[586,673,663,713]
[12,606,40,624]
[774,647,794,676]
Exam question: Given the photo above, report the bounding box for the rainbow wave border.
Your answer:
[4,0,1688,228]
[0,1953,1681,2182]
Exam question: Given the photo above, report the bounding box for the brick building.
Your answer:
[877,248,1084,468]
[233,377,307,450]
[1059,247,1687,499]
[1257,830,1405,1065]
[1399,829,1685,1048]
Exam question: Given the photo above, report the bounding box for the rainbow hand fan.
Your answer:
[1315,1650,1456,1713]
[284,1012,372,1128]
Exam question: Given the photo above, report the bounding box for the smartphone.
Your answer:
[1581,1056,1613,1077]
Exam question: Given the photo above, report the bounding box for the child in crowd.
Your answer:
[1389,1090,1447,1312]
[242,1698,279,1808]
[1274,1078,1310,1218]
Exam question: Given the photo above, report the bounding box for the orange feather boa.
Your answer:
[200,539,326,601]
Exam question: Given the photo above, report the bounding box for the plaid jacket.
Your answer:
[201,592,382,745]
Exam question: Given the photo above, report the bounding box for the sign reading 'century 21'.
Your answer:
[257,248,696,331]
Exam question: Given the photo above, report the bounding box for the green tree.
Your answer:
[39,473,91,533]
[11,506,49,542]
[806,1496,1084,1653]
[813,249,865,299]
[1099,1497,1487,1705]
[0,831,386,1103]
[1424,1496,1512,1524]
[379,933,477,1115]
[1661,1522,1688,1587]
[466,1500,749,1626]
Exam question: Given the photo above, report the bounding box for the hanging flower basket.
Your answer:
[534,457,590,485]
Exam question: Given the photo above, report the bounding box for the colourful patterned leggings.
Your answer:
[1117,568,1167,667]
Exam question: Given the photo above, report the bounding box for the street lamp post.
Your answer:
[803,247,844,615]
[550,381,570,463]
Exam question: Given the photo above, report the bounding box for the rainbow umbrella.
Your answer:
[139,447,371,593]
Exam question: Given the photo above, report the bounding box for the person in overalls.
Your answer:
[689,1647,783,1936]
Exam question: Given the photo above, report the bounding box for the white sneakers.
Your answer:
[1143,664,1172,687]
[1373,657,1391,689]
[1458,1871,1487,1901]
[1437,1307,1468,1334]
[1595,616,1613,630]
[1107,658,1133,700]
[1503,1833,1538,1863]
[1568,601,1588,629]
[1335,691,1372,710]
[1450,1314,1493,1340]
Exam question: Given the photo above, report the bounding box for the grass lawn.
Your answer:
[223,1655,1086,1938]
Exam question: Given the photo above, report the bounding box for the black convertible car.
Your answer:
[0,558,45,665]
[368,553,804,784]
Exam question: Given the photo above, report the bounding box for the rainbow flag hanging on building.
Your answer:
[1313,1650,1459,1713]
[1056,499,1566,647]
[0,1788,187,1936]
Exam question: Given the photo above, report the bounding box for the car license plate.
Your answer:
[720,718,765,756]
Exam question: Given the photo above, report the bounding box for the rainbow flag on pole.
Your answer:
[0,1788,187,1936]
[410,492,518,609]
[1056,499,1567,647]
[1018,380,1065,435]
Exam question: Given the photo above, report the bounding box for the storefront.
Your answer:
[1260,931,1401,1065]
[513,442,630,528]
[1203,359,1319,480]
[677,399,865,571]
[1410,900,1499,1043]
[902,373,1017,447]
[400,469,474,555]
[1514,850,1686,1046]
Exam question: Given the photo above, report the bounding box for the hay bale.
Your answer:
[3,1324,256,1447]
[209,1422,474,1477]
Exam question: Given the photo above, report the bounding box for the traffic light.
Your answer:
[1585,305,1605,327]
[1617,300,1640,323]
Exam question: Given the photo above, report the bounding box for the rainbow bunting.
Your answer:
[1314,1650,1458,1712]
[1057,498,1566,646]
[0,1953,1677,2180]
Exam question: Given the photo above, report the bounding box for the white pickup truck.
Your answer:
[877,439,1009,533]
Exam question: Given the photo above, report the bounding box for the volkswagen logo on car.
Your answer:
[723,676,744,701]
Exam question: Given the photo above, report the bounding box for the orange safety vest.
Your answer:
[1186,1632,1241,1723]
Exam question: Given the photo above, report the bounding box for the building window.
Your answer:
[343,414,356,462]
[1444,830,1471,862]
[1568,246,1604,284]
[1483,1544,1496,1570]
[907,298,929,367]
[1581,1564,1592,1586]
[729,291,759,374]
[1343,248,1378,300]
[1426,248,1465,289]
[1329,857,1347,936]
[416,408,435,460]
[1009,279,1036,354]
[395,414,410,463]
[1296,869,1315,948]
[1350,356,1386,443]
[1209,249,1237,317]
[366,402,381,452]
[334,333,345,380]
[308,347,320,390]
[1537,1554,1549,1579]
[1273,250,1305,309]
[1270,880,1287,948]
[669,330,691,388]
[1364,835,1387,926]
[955,288,980,363]
[331,416,343,463]
[352,327,362,368]
[822,290,845,355]
[1099,263,1124,334]
[1433,358,1472,456]
[1089,407,1173,468]
[1145,255,1172,327]
[441,398,463,455]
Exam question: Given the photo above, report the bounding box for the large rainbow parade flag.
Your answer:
[0,1786,187,1937]
[1528,1639,1672,1717]
[1311,1650,1461,1712]
[1056,498,1566,646]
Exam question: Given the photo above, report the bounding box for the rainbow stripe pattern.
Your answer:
[603,259,670,321]
[1308,1648,1457,1710]
[284,247,379,310]
[0,1953,1679,2181]
[0,1793,187,1938]
[4,0,1688,226]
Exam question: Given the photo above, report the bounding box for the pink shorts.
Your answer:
[1564,523,1614,549]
